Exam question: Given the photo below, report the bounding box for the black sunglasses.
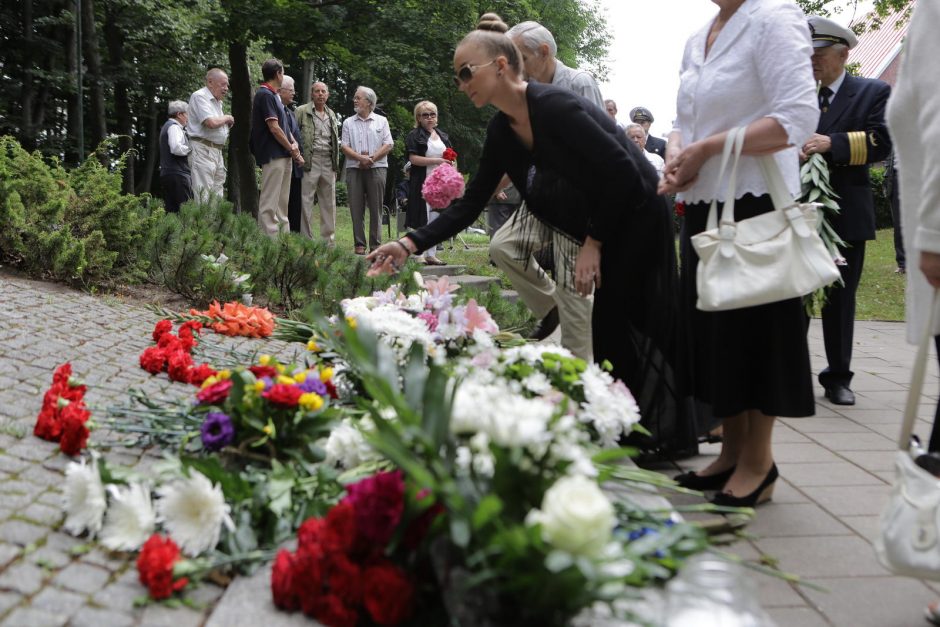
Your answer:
[452,60,496,87]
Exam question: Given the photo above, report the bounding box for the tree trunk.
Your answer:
[104,7,134,193]
[228,40,258,217]
[301,59,315,106]
[136,87,159,195]
[82,0,108,154]
[20,0,36,150]
[63,0,80,164]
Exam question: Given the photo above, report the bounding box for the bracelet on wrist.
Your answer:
[393,240,412,256]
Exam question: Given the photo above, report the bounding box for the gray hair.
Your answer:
[506,21,557,57]
[625,123,647,135]
[356,86,377,108]
[206,68,227,82]
[281,75,295,90]
[168,100,189,117]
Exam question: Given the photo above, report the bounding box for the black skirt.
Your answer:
[680,194,815,418]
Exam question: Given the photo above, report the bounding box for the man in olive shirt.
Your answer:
[296,81,341,242]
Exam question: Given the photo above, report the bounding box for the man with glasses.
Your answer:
[295,82,341,243]
[187,68,234,202]
[278,76,305,233]
[341,86,394,254]
[250,59,304,237]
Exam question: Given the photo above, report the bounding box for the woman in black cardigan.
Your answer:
[404,100,454,265]
[368,13,694,455]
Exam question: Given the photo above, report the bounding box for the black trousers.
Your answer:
[890,182,906,270]
[288,175,303,233]
[161,173,192,213]
[929,337,940,453]
[819,240,867,389]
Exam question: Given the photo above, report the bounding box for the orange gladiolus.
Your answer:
[189,301,276,338]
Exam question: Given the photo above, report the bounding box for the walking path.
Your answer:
[0,269,933,626]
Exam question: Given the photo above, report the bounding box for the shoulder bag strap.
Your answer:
[899,290,940,450]
[706,127,745,232]
[757,152,796,211]
[718,127,747,226]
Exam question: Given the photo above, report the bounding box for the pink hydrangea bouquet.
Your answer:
[422,163,465,209]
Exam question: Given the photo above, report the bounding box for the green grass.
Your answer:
[856,228,905,321]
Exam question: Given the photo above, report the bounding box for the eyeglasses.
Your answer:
[419,112,438,119]
[453,60,496,87]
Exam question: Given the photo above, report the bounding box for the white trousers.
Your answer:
[189,141,226,202]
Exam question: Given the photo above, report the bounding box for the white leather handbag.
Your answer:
[875,291,940,581]
[691,127,841,312]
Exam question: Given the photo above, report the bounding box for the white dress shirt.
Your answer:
[187,86,229,145]
[341,111,394,169]
[167,119,190,156]
[673,0,819,204]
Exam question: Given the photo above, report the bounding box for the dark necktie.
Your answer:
[819,86,833,113]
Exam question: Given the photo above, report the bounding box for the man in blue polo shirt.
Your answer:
[250,58,304,236]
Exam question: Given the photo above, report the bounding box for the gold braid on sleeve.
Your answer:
[847,131,867,166]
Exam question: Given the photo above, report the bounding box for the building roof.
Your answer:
[848,2,913,80]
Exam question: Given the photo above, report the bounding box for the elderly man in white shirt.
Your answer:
[187,68,235,202]
[159,100,192,213]
[485,20,605,361]
[625,123,665,175]
[340,86,394,254]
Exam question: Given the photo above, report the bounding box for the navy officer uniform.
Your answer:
[630,107,666,160]
[804,16,892,405]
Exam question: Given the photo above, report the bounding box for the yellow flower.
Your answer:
[201,376,218,389]
[293,371,308,383]
[276,375,295,386]
[307,339,321,352]
[259,354,272,366]
[253,380,266,392]
[346,316,357,330]
[319,367,333,382]
[217,369,231,380]
[276,364,286,374]
[299,393,324,412]
[262,424,274,436]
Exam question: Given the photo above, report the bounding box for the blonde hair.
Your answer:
[457,13,523,78]
[413,101,438,128]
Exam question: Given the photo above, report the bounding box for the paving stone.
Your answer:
[769,424,811,443]
[92,582,142,609]
[0,519,48,547]
[139,604,205,627]
[0,456,29,475]
[0,544,20,568]
[839,450,899,472]
[52,562,110,595]
[0,592,22,616]
[0,607,67,627]
[840,515,882,543]
[35,491,64,508]
[0,560,46,595]
[765,606,830,627]
[772,442,843,464]
[807,431,897,452]
[30,586,86,617]
[776,461,886,487]
[69,607,135,627]
[207,563,313,627]
[755,536,889,578]
[802,576,936,627]
[802,484,892,517]
[81,548,127,572]
[746,502,853,538]
[3,442,54,463]
[19,503,63,527]
[782,417,872,434]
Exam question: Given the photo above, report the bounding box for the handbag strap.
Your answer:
[706,127,747,231]
[898,290,940,450]
[757,153,796,210]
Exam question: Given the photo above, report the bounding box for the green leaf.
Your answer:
[472,494,503,530]
[450,517,471,548]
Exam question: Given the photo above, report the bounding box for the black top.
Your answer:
[645,135,667,160]
[404,126,453,229]
[159,119,190,177]
[284,106,304,179]
[407,82,658,252]
[249,85,290,166]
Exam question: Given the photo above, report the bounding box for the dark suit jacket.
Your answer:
[645,134,666,160]
[284,107,304,179]
[818,74,892,241]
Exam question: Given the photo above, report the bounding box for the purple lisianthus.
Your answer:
[200,411,235,451]
[298,376,327,395]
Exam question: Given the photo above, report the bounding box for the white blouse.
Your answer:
[673,0,819,204]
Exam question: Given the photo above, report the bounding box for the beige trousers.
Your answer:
[489,210,594,360]
[301,153,337,242]
[258,157,292,237]
[189,141,226,202]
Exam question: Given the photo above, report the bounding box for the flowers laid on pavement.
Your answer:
[62,455,107,537]
[189,300,275,338]
[34,363,93,456]
[525,474,616,558]
[156,470,233,556]
[137,533,190,600]
[101,483,156,551]
[139,319,217,385]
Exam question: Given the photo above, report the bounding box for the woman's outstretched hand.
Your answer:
[575,237,602,297]
[366,240,412,277]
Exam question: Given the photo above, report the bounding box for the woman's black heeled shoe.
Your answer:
[711,463,779,508]
[674,465,736,491]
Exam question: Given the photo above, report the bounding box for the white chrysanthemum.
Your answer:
[156,471,232,556]
[324,419,376,469]
[357,306,436,352]
[62,457,107,537]
[578,365,641,447]
[522,372,553,395]
[452,378,555,449]
[502,344,573,366]
[100,483,156,551]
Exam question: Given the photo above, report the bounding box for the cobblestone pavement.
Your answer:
[0,270,932,626]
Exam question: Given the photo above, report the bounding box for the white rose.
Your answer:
[527,475,615,557]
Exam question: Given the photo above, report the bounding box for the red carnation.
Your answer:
[324,380,339,400]
[167,350,194,384]
[137,534,188,600]
[196,380,233,405]
[324,501,357,553]
[311,594,358,627]
[249,365,278,379]
[343,470,405,547]
[675,200,686,217]
[326,552,362,604]
[263,383,303,408]
[189,363,217,386]
[152,319,174,343]
[157,332,183,352]
[139,346,167,374]
[362,562,414,626]
[178,321,203,352]
[34,405,62,441]
[294,543,327,616]
[271,549,300,611]
[59,404,91,456]
[51,363,73,389]
[443,147,458,162]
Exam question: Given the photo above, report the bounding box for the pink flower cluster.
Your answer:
[422,163,465,209]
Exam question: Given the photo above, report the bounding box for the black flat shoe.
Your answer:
[674,465,736,491]
[824,384,855,406]
[528,306,560,341]
[711,463,778,508]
